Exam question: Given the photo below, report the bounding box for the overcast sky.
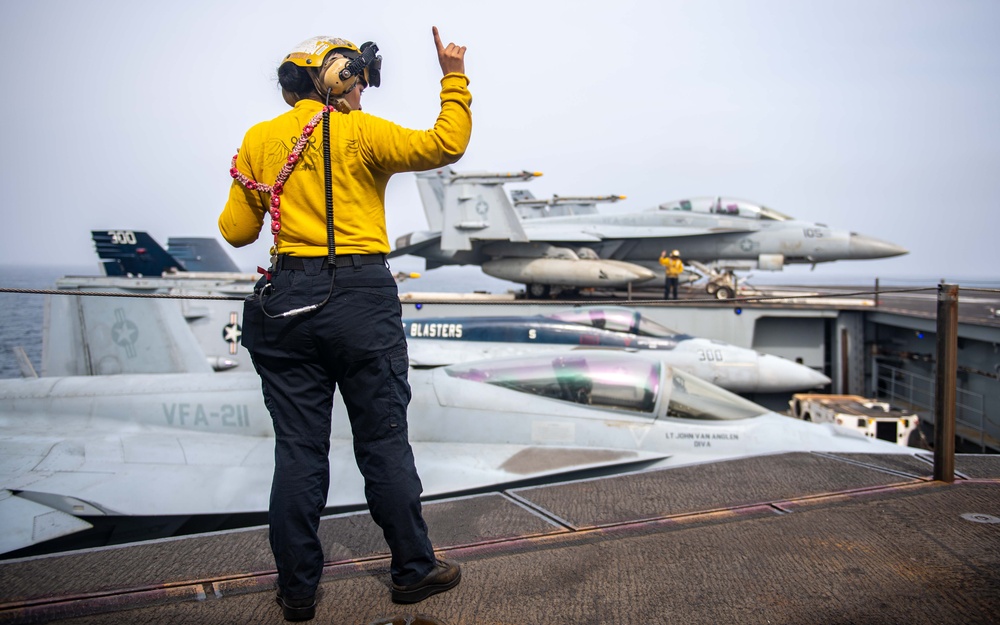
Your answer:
[1,0,997,282]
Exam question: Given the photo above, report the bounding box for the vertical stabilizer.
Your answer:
[415,169,451,231]
[166,238,242,273]
[42,291,214,376]
[433,170,537,252]
[92,230,183,277]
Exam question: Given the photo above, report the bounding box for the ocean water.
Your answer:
[1,263,996,380]
[0,265,92,379]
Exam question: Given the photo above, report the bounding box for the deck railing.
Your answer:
[873,360,995,453]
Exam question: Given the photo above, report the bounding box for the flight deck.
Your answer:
[2,451,998,624]
[2,275,998,623]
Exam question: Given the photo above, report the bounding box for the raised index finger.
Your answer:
[432,26,444,54]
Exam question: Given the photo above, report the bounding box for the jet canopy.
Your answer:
[445,352,769,420]
[657,197,793,222]
[544,306,681,338]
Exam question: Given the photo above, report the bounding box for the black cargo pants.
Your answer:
[665,276,679,300]
[241,256,435,601]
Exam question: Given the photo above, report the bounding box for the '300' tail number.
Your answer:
[107,230,138,245]
[698,349,724,362]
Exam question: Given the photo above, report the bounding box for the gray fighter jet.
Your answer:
[404,306,830,393]
[42,281,829,396]
[391,168,908,298]
[0,351,909,555]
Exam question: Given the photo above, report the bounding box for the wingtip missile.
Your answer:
[447,170,543,183]
[514,194,627,207]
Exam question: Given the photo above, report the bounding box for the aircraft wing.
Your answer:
[0,428,278,515]
[0,426,665,554]
[0,489,94,554]
[521,224,755,242]
[1,428,665,518]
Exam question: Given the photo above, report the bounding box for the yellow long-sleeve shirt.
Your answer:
[659,256,684,277]
[219,73,472,256]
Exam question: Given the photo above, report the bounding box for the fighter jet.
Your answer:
[391,168,908,298]
[0,352,907,555]
[403,305,830,393]
[40,284,828,394]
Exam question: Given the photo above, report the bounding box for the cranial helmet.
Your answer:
[670,250,681,257]
[281,36,382,108]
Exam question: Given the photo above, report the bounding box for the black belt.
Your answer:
[276,254,386,271]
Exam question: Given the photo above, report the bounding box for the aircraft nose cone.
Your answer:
[757,354,832,392]
[849,233,908,259]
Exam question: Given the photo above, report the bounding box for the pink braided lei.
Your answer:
[229,106,336,246]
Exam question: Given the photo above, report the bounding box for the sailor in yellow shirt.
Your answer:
[219,28,469,619]
[659,249,685,300]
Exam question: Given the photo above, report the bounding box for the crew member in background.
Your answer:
[219,27,471,621]
[660,249,684,300]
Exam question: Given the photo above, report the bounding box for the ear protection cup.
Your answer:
[319,56,360,96]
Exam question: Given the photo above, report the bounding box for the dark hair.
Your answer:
[277,62,316,96]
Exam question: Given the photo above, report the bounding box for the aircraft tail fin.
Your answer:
[509,189,536,203]
[42,291,215,376]
[416,169,538,252]
[165,238,242,273]
[92,231,242,276]
[415,169,451,231]
[92,230,183,277]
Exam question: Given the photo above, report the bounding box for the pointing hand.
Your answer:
[433,26,466,76]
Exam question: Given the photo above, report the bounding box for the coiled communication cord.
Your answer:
[258,90,338,319]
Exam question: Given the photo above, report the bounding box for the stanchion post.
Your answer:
[933,283,958,483]
[874,278,880,307]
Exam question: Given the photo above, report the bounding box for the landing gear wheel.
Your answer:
[527,283,551,299]
[706,283,719,295]
[715,286,734,300]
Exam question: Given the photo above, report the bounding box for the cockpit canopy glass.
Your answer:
[446,353,659,413]
[664,369,769,420]
[445,353,769,420]
[544,307,680,338]
[657,197,793,222]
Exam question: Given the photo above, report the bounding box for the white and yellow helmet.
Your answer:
[282,36,381,96]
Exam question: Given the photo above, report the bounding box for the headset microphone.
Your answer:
[339,42,381,85]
